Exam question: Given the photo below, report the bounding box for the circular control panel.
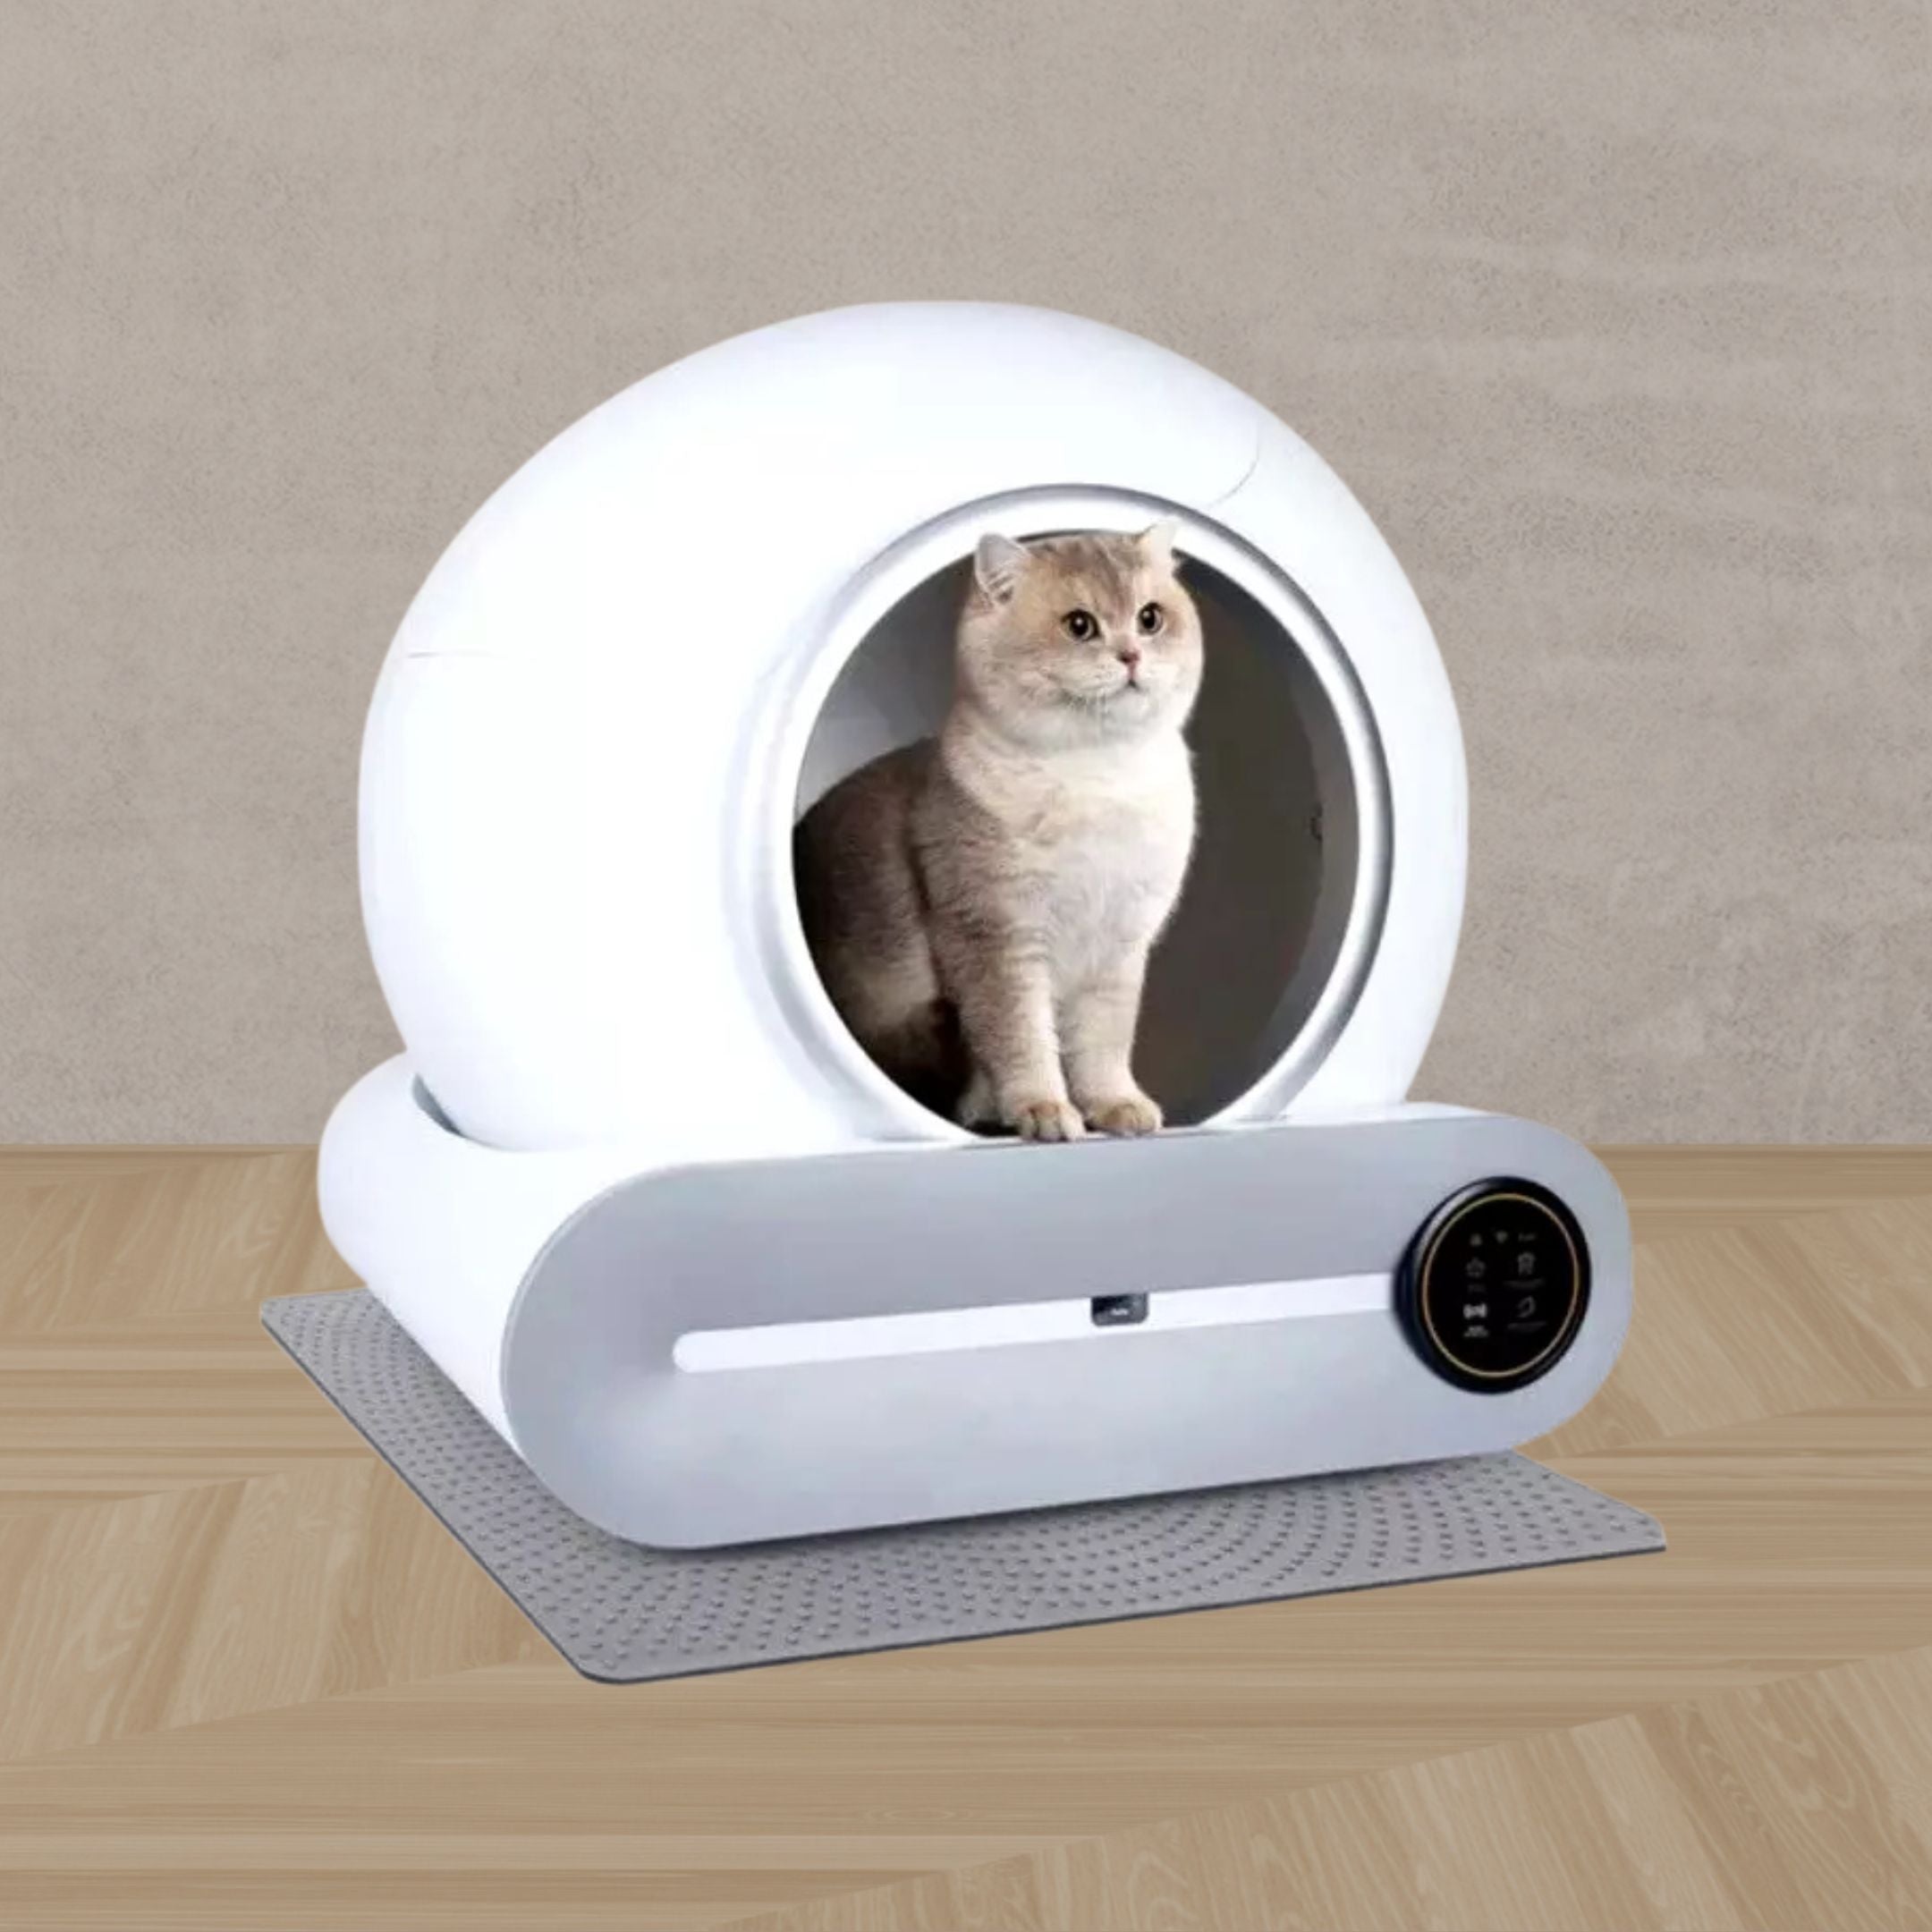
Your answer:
[1397,1177,1589,1393]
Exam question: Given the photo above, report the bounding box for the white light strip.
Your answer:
[673,1274,1392,1373]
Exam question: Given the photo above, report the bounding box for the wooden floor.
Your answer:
[2,1148,1930,1929]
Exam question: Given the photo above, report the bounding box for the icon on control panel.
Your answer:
[1516,1294,1537,1318]
[1516,1250,1536,1277]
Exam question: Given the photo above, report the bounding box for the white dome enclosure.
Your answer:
[321,302,1631,1549]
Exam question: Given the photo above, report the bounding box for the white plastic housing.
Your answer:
[319,1063,1632,1546]
[358,301,1466,1160]
[309,301,1591,1550]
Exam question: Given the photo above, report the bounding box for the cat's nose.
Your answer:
[1117,644,1143,672]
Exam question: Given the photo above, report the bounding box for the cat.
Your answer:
[792,521,1204,1140]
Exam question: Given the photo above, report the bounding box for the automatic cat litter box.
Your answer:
[310,301,1636,1557]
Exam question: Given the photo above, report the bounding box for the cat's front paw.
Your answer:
[1082,1091,1163,1137]
[1008,1097,1086,1142]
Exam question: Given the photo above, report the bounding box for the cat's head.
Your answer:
[955,522,1204,750]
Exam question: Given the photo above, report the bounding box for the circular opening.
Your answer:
[776,490,1389,1135]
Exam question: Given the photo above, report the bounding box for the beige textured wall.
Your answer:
[3,0,1928,1145]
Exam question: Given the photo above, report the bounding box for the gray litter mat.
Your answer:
[262,1289,1664,1683]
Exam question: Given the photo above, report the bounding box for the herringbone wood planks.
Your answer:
[0,1148,1928,1928]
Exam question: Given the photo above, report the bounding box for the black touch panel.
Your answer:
[1397,1177,1590,1393]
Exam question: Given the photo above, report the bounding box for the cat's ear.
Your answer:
[1137,518,1182,570]
[972,533,1030,606]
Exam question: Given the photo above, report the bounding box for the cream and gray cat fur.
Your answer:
[793,522,1203,1140]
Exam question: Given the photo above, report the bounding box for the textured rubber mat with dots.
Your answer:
[261,1289,1665,1682]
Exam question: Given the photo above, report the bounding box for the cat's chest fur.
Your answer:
[944,733,1195,970]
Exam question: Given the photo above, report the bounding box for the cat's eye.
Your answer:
[1062,609,1098,641]
[1137,603,1165,634]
